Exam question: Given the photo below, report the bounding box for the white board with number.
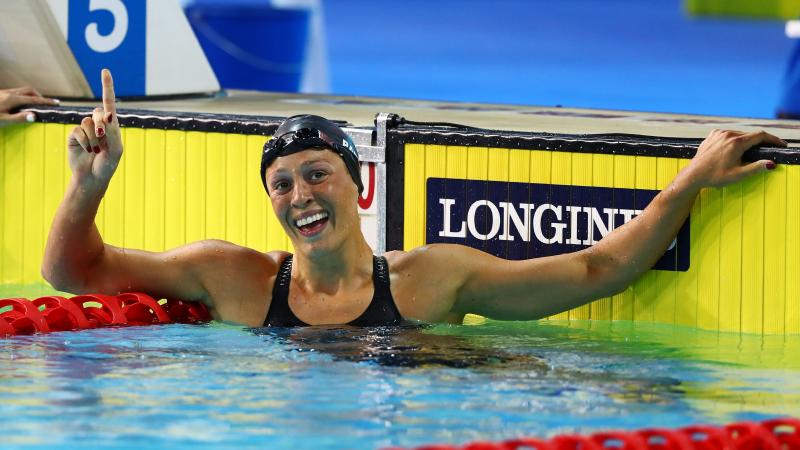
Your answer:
[0,0,219,98]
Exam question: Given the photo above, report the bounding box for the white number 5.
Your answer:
[85,0,128,53]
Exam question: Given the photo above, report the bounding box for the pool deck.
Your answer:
[61,90,800,141]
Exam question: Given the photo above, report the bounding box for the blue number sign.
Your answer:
[68,0,146,97]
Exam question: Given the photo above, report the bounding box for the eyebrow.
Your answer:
[269,159,331,177]
[300,159,330,167]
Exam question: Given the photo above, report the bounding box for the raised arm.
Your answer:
[41,70,208,302]
[403,130,786,322]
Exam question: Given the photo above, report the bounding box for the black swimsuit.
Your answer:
[262,255,403,327]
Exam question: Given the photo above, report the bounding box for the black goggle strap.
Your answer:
[261,128,354,193]
[264,128,353,162]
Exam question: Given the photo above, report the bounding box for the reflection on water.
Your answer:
[254,323,553,368]
[0,302,799,448]
[254,323,686,407]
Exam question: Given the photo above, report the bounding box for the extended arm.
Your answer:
[414,130,786,322]
[41,70,205,302]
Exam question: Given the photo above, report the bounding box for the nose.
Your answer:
[290,180,313,208]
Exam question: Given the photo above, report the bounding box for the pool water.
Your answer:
[1,297,799,450]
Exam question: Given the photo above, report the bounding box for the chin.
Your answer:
[295,231,336,255]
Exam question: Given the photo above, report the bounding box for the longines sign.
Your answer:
[426,178,690,271]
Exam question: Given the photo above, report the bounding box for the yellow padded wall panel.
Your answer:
[570,152,593,320]
[529,150,551,185]
[611,153,636,321]
[401,142,800,334]
[0,126,4,282]
[549,151,571,321]
[675,158,700,329]
[787,166,800,334]
[446,146,469,179]
[696,186,722,331]
[740,173,766,334]
[123,127,146,250]
[22,124,45,283]
[718,184,743,333]
[764,165,787,335]
[225,134,247,245]
[43,125,68,258]
[426,145,447,183]
[205,133,226,240]
[144,129,166,252]
[0,124,293,291]
[404,144,426,250]
[591,153,615,321]
[3,125,25,284]
[4,123,800,336]
[245,135,268,251]
[164,130,187,250]
[633,156,658,323]
[653,157,679,325]
[185,131,207,243]
[508,149,530,187]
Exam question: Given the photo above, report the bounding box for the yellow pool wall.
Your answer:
[3,123,800,335]
[402,143,800,335]
[0,122,291,289]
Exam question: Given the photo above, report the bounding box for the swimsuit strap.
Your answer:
[348,256,403,326]
[263,254,403,327]
[263,255,307,327]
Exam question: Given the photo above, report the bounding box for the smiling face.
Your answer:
[265,148,361,255]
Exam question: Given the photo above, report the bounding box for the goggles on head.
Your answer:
[264,127,350,160]
[260,126,363,194]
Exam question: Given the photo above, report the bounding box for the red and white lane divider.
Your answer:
[0,293,210,337]
[387,418,800,450]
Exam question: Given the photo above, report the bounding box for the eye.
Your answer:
[271,179,291,193]
[309,170,328,182]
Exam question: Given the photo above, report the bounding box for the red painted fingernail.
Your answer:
[766,161,776,170]
[96,128,105,137]
[92,146,100,153]
[107,113,113,122]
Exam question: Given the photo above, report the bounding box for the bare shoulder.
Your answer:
[179,241,290,325]
[384,244,480,323]
[178,239,287,277]
[385,243,489,273]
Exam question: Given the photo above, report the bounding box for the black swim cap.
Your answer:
[261,115,363,194]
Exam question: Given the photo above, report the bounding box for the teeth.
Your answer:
[295,211,328,228]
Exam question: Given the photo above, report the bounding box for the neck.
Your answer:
[292,233,373,294]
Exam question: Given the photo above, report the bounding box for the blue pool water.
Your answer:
[1,319,798,449]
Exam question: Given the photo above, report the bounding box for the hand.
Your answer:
[687,129,787,189]
[0,87,59,125]
[67,69,123,187]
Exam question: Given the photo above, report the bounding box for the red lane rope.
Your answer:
[388,418,800,450]
[0,293,210,337]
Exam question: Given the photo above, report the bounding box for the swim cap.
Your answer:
[261,115,363,194]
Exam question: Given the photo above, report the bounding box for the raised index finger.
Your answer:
[101,69,116,116]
